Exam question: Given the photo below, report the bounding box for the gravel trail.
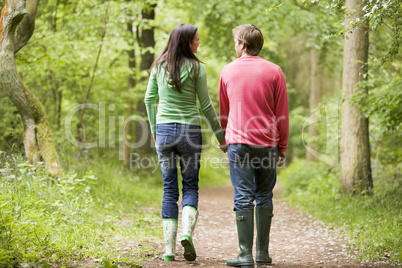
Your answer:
[145,184,391,267]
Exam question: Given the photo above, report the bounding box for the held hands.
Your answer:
[218,141,228,153]
[154,133,228,153]
[277,150,287,167]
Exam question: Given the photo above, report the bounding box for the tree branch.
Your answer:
[14,0,39,54]
[1,0,26,53]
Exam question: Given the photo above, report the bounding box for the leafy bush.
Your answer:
[0,151,159,267]
[0,153,98,265]
[279,159,339,196]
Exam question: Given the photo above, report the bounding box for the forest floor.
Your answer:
[144,184,395,268]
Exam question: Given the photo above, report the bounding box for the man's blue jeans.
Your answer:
[156,123,202,219]
[228,144,278,211]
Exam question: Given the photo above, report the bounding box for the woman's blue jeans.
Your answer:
[228,144,278,211]
[156,123,202,219]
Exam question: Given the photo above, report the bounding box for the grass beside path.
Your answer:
[0,148,229,267]
[278,159,402,265]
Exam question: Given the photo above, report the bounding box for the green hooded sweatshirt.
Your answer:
[144,62,225,142]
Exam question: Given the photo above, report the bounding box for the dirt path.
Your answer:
[145,184,387,268]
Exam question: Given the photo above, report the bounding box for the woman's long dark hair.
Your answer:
[152,24,201,93]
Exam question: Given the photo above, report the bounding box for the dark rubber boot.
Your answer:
[226,210,254,268]
[255,207,273,265]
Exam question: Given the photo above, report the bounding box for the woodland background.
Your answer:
[0,0,400,266]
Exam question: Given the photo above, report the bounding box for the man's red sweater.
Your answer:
[219,56,289,152]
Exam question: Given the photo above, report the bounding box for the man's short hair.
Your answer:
[232,24,264,56]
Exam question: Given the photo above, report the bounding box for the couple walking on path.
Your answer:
[144,23,289,267]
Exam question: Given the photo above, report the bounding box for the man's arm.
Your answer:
[219,74,229,131]
[275,67,289,154]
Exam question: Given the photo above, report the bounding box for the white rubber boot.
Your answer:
[181,206,199,261]
[162,219,178,261]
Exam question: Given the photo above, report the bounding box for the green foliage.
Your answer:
[0,151,161,266]
[351,31,401,168]
[352,59,402,137]
[0,152,97,265]
[279,159,402,264]
[279,159,339,196]
[0,100,23,152]
[325,0,401,62]
[361,0,401,62]
[13,0,144,154]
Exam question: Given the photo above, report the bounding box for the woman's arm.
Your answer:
[195,64,225,143]
[144,67,159,134]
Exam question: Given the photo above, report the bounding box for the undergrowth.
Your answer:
[0,151,160,267]
[0,145,229,267]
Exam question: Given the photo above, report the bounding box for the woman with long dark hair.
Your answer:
[144,24,226,262]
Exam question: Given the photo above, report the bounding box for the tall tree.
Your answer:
[123,2,137,165]
[0,0,63,176]
[134,2,156,155]
[340,0,373,194]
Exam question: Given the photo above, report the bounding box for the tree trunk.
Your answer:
[123,20,136,165]
[0,0,63,176]
[306,48,322,161]
[135,3,156,155]
[340,0,373,194]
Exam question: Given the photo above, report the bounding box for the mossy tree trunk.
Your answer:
[0,0,63,176]
[340,0,373,194]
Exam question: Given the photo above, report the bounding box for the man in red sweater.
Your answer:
[219,24,289,267]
